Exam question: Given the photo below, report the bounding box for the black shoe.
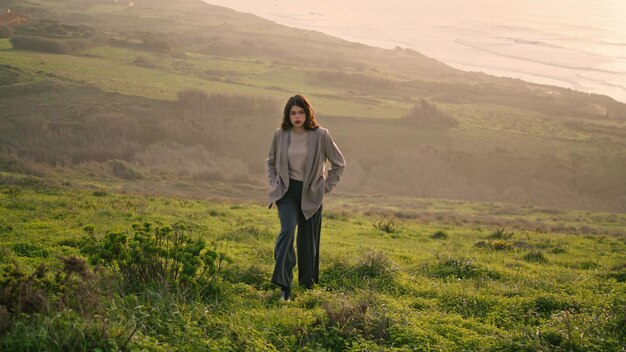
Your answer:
[280,287,291,301]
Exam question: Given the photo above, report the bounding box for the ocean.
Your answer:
[204,0,626,103]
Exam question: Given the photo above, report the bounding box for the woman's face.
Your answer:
[289,105,306,129]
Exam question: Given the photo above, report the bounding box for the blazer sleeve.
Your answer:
[266,131,278,186]
[323,129,346,194]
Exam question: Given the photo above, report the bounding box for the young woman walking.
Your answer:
[266,94,346,301]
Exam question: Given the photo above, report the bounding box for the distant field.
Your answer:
[0,39,410,118]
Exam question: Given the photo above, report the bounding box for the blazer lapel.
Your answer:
[303,129,316,187]
[279,130,290,185]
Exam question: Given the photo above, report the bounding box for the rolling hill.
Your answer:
[1,0,626,212]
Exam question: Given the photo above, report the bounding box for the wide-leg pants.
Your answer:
[271,179,322,289]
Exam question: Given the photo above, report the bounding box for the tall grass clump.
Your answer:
[322,250,400,292]
[488,228,514,239]
[427,257,500,280]
[523,250,548,263]
[373,218,400,234]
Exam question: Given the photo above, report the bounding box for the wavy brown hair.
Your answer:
[281,94,320,130]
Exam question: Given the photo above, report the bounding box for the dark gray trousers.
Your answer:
[271,179,322,289]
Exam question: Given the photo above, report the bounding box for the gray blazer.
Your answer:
[266,127,346,219]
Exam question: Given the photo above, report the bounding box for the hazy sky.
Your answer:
[204,0,626,102]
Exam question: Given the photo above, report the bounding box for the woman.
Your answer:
[266,94,345,301]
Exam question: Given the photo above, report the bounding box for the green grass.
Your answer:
[1,174,625,350]
[443,103,591,141]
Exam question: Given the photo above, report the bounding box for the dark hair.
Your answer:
[281,94,320,130]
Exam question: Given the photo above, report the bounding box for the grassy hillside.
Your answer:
[1,174,625,351]
[1,0,626,213]
[2,2,626,350]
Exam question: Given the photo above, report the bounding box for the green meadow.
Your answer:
[1,172,625,351]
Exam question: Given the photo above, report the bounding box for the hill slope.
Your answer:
[0,0,626,211]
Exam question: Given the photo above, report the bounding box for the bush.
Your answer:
[401,99,458,128]
[80,222,229,297]
[10,35,68,54]
[430,230,449,240]
[373,218,399,234]
[532,295,579,318]
[108,159,143,180]
[0,25,12,39]
[488,228,514,239]
[177,88,209,111]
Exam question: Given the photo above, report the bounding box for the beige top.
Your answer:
[288,130,308,181]
[267,127,346,219]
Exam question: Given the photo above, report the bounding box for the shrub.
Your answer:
[373,218,399,234]
[532,295,579,318]
[402,99,458,128]
[80,222,229,297]
[488,228,514,239]
[108,159,143,180]
[177,88,209,111]
[10,35,68,53]
[133,55,158,68]
[430,230,449,240]
[0,25,12,39]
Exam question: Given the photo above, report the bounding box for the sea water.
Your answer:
[204,0,626,103]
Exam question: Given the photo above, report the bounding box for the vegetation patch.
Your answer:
[605,263,626,282]
[523,250,548,263]
[532,295,580,319]
[10,243,49,258]
[475,239,515,251]
[218,225,273,242]
[322,250,400,292]
[426,257,500,280]
[372,218,400,234]
[108,159,143,180]
[79,222,229,296]
[438,291,495,319]
[487,228,514,239]
[430,230,449,240]
[313,293,391,349]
